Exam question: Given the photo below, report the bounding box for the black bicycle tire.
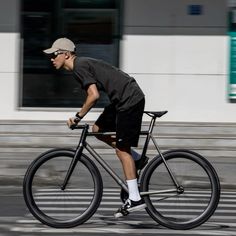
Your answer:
[140,150,221,230]
[23,149,103,228]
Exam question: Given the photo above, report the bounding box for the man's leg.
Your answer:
[93,99,146,216]
[92,104,117,147]
[114,99,146,217]
[93,123,146,201]
[93,124,148,170]
[115,147,141,201]
[114,149,146,218]
[93,124,145,214]
[92,124,116,147]
[114,147,146,218]
[115,147,136,179]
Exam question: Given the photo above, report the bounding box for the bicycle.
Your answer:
[23,111,221,230]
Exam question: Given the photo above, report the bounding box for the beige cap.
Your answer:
[43,38,76,54]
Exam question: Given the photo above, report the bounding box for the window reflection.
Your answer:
[21,0,121,108]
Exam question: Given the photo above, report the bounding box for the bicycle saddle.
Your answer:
[144,111,168,118]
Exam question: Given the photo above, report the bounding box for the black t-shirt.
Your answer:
[72,57,145,111]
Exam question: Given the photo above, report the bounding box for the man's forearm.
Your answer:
[78,96,97,118]
[76,84,100,119]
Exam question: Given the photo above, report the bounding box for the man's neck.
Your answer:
[64,56,76,71]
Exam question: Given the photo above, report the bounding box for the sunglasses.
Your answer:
[50,50,66,59]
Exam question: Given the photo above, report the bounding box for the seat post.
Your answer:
[141,116,156,158]
[148,116,157,134]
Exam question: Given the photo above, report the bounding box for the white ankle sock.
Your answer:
[131,149,141,161]
[127,179,141,201]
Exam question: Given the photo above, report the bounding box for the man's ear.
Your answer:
[65,52,70,59]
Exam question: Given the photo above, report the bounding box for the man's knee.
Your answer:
[92,124,99,133]
[116,147,131,156]
[92,124,104,142]
[93,124,116,147]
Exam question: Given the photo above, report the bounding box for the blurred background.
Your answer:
[0,2,236,233]
[0,0,235,122]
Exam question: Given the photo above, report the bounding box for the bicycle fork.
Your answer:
[60,124,89,191]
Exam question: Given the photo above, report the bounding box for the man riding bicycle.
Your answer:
[43,37,148,217]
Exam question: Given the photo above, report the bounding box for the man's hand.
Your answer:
[67,84,99,129]
[67,117,80,129]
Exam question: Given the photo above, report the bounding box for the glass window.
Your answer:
[21,0,122,108]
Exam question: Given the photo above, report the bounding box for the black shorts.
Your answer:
[95,98,145,149]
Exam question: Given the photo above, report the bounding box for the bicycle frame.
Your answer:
[23,110,220,230]
[61,115,181,197]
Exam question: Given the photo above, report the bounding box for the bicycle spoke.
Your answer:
[141,151,220,230]
[31,155,95,222]
[23,150,103,228]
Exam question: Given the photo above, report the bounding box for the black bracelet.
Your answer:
[75,113,83,120]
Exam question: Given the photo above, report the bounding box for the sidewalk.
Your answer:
[0,120,236,190]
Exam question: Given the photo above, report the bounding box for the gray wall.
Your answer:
[0,0,20,32]
[0,0,227,35]
[123,0,227,35]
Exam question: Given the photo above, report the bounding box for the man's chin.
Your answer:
[54,65,61,70]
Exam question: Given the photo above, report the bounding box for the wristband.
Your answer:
[73,117,80,123]
[75,113,83,120]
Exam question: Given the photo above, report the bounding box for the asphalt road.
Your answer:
[0,150,236,236]
[0,186,236,236]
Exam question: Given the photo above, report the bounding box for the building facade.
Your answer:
[0,0,234,122]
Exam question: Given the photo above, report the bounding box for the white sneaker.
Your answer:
[114,198,146,218]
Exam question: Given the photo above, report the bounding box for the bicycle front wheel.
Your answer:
[140,150,220,230]
[23,149,103,228]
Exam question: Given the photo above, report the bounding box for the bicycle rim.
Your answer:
[23,150,103,228]
[141,150,220,230]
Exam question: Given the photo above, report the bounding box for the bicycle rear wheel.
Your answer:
[140,150,220,230]
[23,149,103,228]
